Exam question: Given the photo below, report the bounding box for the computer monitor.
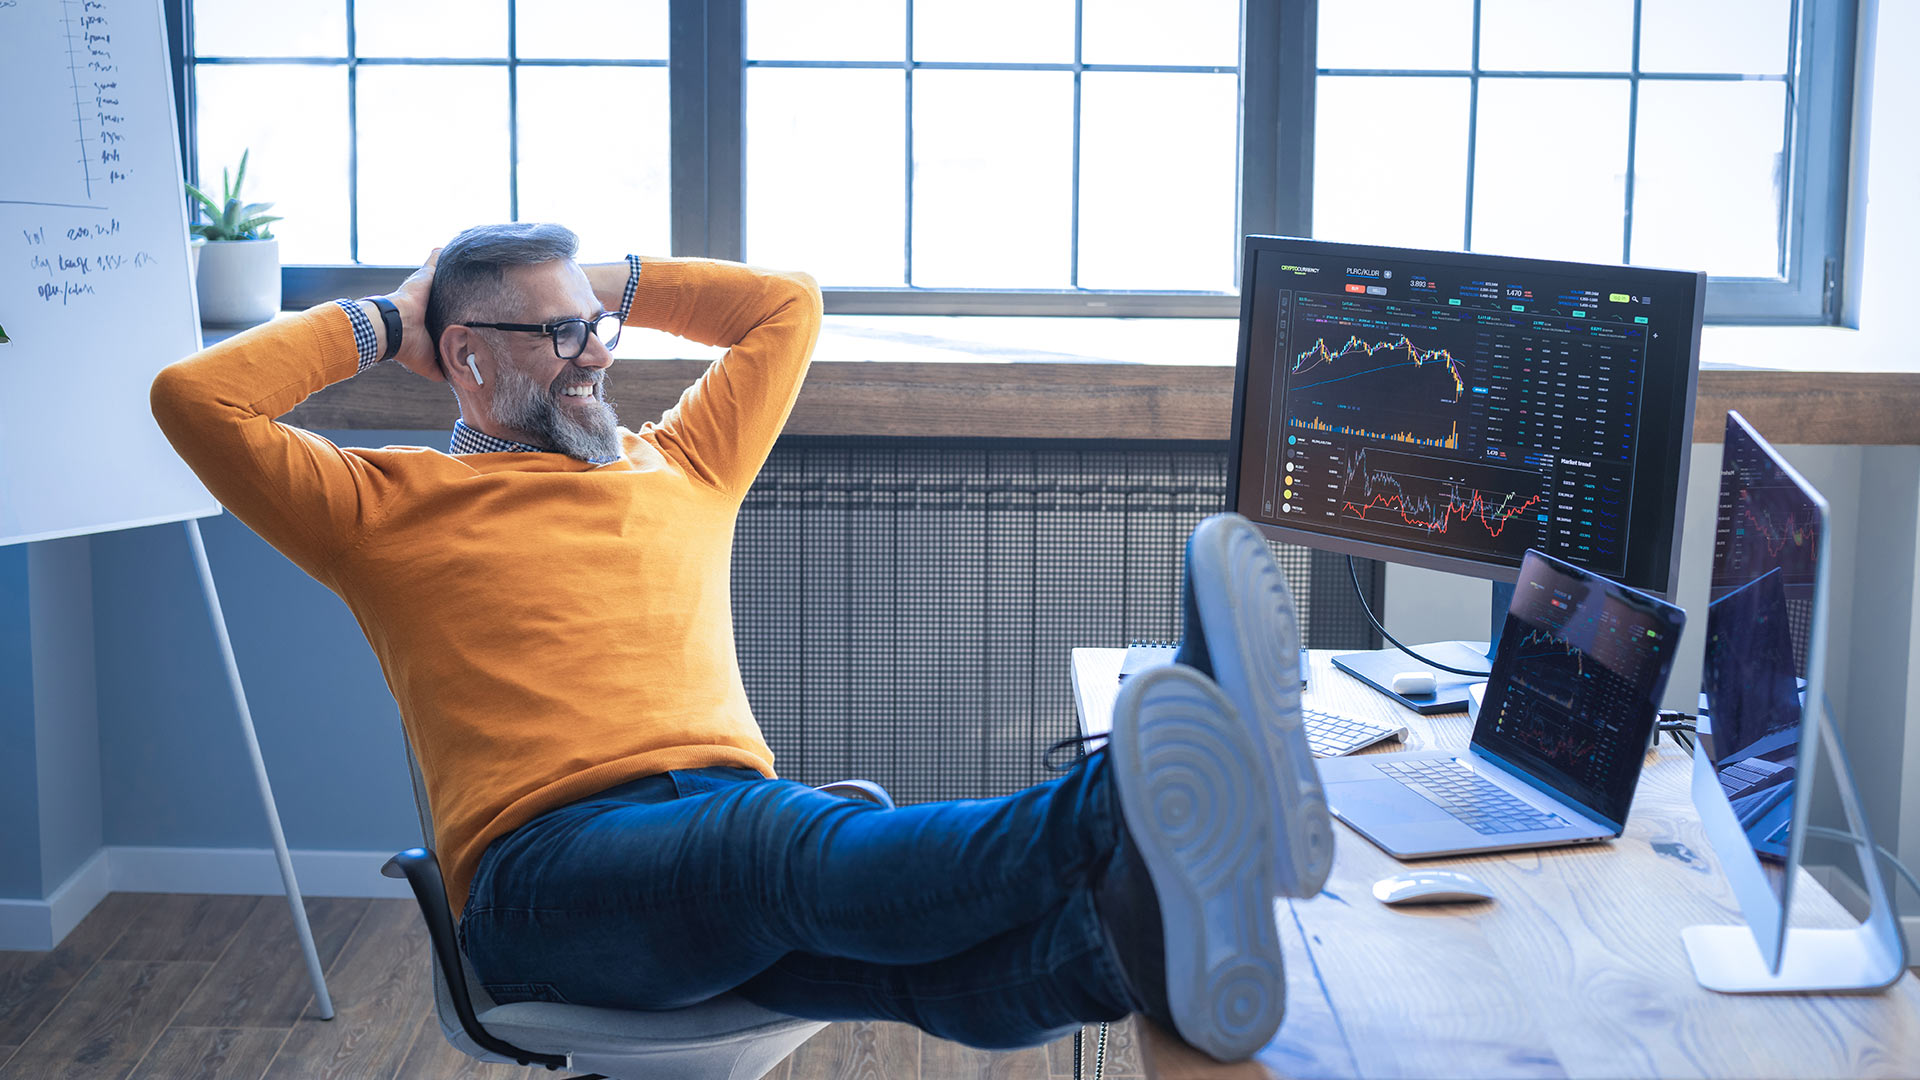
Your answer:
[1226,236,1705,710]
[1684,410,1905,992]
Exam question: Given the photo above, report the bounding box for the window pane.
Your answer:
[356,67,509,263]
[1318,0,1472,71]
[1078,72,1236,291]
[747,69,906,285]
[911,71,1072,287]
[517,0,667,60]
[195,66,350,263]
[193,0,344,57]
[1631,80,1785,277]
[355,0,506,59]
[1479,0,1632,72]
[1471,78,1629,264]
[1640,0,1790,74]
[913,0,1073,63]
[1313,76,1470,251]
[517,68,669,262]
[748,0,903,61]
[1082,0,1238,67]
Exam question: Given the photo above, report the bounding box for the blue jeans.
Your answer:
[458,758,1134,1050]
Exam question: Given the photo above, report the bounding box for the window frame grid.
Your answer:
[176,0,1854,325]
[1315,0,1855,324]
[185,0,670,265]
[742,43,1240,292]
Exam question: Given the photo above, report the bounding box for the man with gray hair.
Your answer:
[151,223,1332,1063]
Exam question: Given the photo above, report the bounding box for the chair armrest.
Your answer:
[381,848,568,1070]
[814,780,895,810]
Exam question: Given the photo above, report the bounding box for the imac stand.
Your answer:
[1332,581,1513,714]
[1683,709,1908,993]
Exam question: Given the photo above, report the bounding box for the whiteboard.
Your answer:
[0,0,218,546]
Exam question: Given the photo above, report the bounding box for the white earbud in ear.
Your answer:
[465,354,483,385]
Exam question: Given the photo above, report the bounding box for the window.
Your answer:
[186,0,670,264]
[1310,0,1854,323]
[174,0,1855,324]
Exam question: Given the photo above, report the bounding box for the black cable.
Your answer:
[1347,555,1494,678]
[1656,711,1696,753]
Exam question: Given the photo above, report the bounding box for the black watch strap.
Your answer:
[361,296,402,361]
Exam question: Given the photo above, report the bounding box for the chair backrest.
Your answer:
[398,736,517,1062]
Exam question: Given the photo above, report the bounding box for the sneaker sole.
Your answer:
[1184,513,1335,897]
[1110,663,1287,1063]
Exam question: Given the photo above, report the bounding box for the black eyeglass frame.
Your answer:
[461,312,624,360]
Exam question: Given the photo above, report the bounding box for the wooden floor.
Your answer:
[0,893,1145,1079]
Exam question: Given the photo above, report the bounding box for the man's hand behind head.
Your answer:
[386,248,443,382]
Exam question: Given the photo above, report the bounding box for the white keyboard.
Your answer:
[1302,707,1406,757]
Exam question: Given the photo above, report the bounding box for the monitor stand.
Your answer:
[1683,711,1908,993]
[1330,581,1511,715]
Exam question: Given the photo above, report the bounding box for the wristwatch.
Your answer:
[361,296,402,361]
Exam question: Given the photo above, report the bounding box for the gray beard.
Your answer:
[489,361,622,462]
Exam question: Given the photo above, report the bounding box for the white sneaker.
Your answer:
[1108,662,1288,1062]
[1180,513,1334,897]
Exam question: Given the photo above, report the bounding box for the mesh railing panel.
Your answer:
[732,439,1382,804]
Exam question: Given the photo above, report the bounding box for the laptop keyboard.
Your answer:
[1373,758,1571,835]
[1718,756,1785,797]
[1302,708,1402,758]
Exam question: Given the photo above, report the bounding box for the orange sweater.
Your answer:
[151,258,823,915]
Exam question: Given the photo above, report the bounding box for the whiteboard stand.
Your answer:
[185,519,335,1021]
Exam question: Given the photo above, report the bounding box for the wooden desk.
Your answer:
[1070,648,1920,1080]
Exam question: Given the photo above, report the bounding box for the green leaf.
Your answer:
[238,200,275,219]
[222,165,232,203]
[233,214,283,237]
[233,148,249,201]
[184,182,221,220]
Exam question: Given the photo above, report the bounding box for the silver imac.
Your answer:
[1683,410,1906,993]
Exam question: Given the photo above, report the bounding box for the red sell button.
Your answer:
[1344,283,1367,294]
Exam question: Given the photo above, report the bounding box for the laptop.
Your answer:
[1317,548,1686,859]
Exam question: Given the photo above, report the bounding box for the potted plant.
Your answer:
[187,149,284,327]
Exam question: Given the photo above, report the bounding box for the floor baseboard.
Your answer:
[0,845,411,950]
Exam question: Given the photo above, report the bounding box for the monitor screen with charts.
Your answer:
[1227,236,1705,596]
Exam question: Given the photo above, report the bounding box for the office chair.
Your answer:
[381,740,894,1080]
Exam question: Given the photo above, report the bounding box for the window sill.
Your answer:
[249,314,1920,445]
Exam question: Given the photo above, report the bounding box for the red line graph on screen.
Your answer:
[1339,450,1541,540]
[1738,493,1818,560]
[1291,334,1467,403]
[1342,488,1541,539]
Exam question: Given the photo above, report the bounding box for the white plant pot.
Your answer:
[196,237,281,327]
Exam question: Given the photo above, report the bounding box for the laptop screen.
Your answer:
[1472,550,1686,829]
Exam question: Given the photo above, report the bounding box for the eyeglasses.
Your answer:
[461,312,624,360]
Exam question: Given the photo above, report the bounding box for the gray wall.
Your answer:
[29,538,103,894]
[0,545,41,898]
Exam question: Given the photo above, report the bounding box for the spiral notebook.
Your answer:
[1118,641,1309,685]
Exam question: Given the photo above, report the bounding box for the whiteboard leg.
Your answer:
[184,520,335,1021]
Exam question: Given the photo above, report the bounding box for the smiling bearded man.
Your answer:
[148,222,1328,1065]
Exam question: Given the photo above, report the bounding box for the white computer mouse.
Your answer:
[1372,870,1496,906]
[1390,670,1438,696]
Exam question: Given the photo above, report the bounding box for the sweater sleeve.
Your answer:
[150,303,391,584]
[623,258,823,498]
